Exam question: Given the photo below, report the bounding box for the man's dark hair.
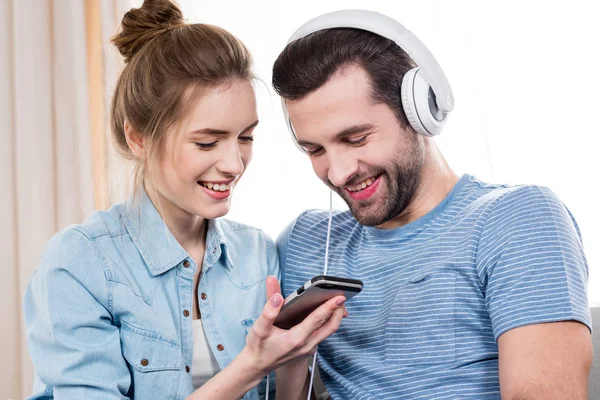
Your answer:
[272,28,416,129]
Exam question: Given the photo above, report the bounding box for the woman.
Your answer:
[23,1,346,399]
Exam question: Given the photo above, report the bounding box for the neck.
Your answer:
[144,181,207,252]
[377,139,459,230]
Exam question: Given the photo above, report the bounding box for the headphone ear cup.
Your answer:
[401,68,446,137]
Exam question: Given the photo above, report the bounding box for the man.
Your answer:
[271,10,592,400]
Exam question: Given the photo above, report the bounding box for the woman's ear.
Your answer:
[124,120,146,159]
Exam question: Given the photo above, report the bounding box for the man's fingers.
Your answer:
[251,292,284,339]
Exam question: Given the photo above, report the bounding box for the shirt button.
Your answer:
[212,247,217,254]
[141,359,149,366]
[217,344,224,351]
[183,310,190,317]
[183,260,190,268]
[185,365,190,373]
[201,293,207,300]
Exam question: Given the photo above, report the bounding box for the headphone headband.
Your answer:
[287,9,454,113]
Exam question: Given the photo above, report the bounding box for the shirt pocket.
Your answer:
[120,321,182,399]
[224,267,268,290]
[385,269,456,366]
[241,316,259,334]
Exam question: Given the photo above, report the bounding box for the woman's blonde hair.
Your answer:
[110,0,254,195]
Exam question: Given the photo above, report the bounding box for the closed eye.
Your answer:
[238,136,254,143]
[194,141,217,150]
[345,135,369,146]
[305,146,325,157]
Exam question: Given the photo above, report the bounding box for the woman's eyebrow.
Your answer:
[190,119,259,136]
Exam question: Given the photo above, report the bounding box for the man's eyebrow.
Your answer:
[334,124,374,139]
[296,123,375,148]
[190,119,259,135]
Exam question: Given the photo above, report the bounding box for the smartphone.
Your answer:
[274,275,364,329]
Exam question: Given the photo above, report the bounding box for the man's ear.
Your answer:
[124,120,146,159]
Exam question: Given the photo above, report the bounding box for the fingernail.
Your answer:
[270,293,282,308]
[336,297,346,306]
[343,310,349,317]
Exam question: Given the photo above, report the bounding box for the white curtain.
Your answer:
[0,1,133,398]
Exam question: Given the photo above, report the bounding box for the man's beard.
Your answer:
[334,143,424,227]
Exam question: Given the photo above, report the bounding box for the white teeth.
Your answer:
[201,182,232,191]
[347,177,376,192]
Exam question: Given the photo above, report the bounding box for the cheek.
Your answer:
[153,155,176,182]
[172,148,211,180]
[310,158,329,182]
[362,141,394,167]
[241,145,253,166]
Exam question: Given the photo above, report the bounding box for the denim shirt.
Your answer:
[23,190,279,399]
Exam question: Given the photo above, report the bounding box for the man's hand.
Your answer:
[498,321,592,400]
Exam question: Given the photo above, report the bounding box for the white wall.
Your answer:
[177,0,600,305]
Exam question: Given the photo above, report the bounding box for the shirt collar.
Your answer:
[120,190,233,276]
[205,217,234,270]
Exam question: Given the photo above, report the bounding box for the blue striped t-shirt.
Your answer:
[276,174,591,399]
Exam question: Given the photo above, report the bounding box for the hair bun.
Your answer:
[112,0,185,63]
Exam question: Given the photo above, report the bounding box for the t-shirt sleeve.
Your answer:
[477,185,591,340]
[276,211,310,297]
[260,230,281,283]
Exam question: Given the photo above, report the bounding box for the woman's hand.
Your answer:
[240,276,347,377]
[185,276,346,400]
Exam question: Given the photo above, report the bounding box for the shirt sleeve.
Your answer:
[477,185,591,340]
[23,227,131,399]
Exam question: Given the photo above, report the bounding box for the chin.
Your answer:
[345,194,389,226]
[351,208,386,227]
[195,203,231,220]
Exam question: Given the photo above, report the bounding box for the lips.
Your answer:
[346,176,376,192]
[344,175,381,201]
[197,180,234,200]
[198,181,232,192]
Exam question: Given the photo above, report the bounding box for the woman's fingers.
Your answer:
[250,276,283,340]
[251,292,283,340]
[249,290,349,369]
[265,275,281,301]
[290,295,346,341]
[303,306,345,350]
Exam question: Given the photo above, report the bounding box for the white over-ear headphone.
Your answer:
[280,9,455,149]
